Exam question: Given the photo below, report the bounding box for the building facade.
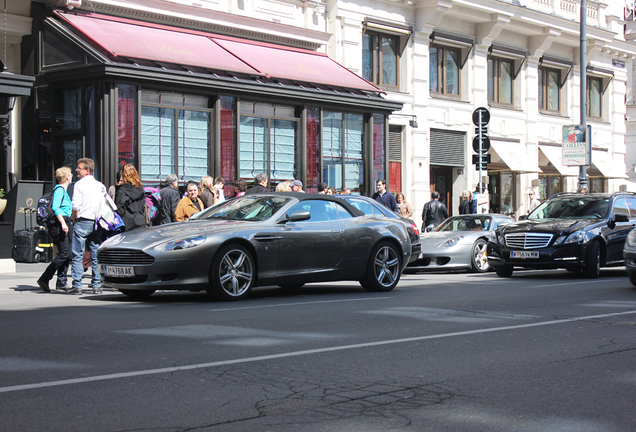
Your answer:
[3,0,636,229]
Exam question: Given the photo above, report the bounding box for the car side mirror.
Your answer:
[518,215,528,221]
[614,214,629,223]
[280,211,311,223]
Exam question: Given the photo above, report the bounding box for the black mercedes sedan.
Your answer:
[487,192,636,278]
[97,193,418,300]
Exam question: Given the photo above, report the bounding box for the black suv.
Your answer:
[487,192,636,278]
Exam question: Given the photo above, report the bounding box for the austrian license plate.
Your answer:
[511,251,539,259]
[104,265,135,277]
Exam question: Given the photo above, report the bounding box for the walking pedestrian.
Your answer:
[175,181,204,221]
[395,192,413,218]
[70,158,106,295]
[421,191,448,232]
[214,176,226,202]
[37,166,73,293]
[234,179,247,197]
[372,179,399,213]
[459,190,473,215]
[245,173,269,194]
[158,174,181,225]
[115,164,146,231]
[199,176,216,208]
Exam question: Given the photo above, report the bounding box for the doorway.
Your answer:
[430,166,453,215]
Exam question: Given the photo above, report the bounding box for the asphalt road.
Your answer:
[1,263,635,432]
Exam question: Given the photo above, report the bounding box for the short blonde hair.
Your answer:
[55,166,72,184]
[461,190,471,200]
[275,181,292,192]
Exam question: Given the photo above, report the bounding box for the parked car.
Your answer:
[97,193,417,300]
[407,214,514,273]
[623,228,636,287]
[487,192,636,278]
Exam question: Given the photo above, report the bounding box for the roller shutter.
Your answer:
[430,129,465,166]
[388,125,403,162]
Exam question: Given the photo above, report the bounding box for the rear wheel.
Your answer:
[360,242,401,292]
[207,244,255,301]
[119,289,156,298]
[582,241,600,279]
[469,239,489,273]
[495,265,513,277]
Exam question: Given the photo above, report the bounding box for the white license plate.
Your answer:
[511,251,539,259]
[104,265,135,277]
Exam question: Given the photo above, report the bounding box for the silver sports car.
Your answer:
[97,193,419,300]
[407,214,515,273]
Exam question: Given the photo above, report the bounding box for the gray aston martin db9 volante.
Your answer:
[97,193,419,300]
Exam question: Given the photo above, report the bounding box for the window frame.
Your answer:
[362,30,400,91]
[430,44,462,98]
[586,75,603,120]
[487,56,515,106]
[538,66,562,113]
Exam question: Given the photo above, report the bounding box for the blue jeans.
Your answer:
[71,219,101,289]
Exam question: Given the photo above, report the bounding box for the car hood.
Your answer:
[500,219,596,236]
[100,219,258,249]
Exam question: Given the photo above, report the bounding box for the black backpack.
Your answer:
[36,186,60,227]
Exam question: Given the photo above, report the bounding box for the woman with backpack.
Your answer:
[115,164,146,231]
[37,166,73,292]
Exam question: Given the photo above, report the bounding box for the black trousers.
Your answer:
[39,222,73,288]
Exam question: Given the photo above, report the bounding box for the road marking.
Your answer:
[2,310,636,394]
[207,296,392,312]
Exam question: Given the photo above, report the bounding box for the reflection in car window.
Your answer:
[286,200,341,222]
[627,197,636,218]
[529,196,610,220]
[614,198,630,217]
[335,203,353,219]
[344,198,377,216]
[195,196,290,221]
[436,216,492,232]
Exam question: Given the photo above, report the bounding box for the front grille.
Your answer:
[97,249,155,265]
[505,233,553,249]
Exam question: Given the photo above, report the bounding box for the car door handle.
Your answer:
[254,235,281,242]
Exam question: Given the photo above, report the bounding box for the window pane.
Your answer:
[445,48,460,95]
[362,33,373,83]
[270,119,297,181]
[500,60,513,104]
[548,70,560,111]
[239,116,268,179]
[344,114,364,192]
[220,96,236,185]
[141,106,175,185]
[589,78,602,118]
[178,110,210,181]
[538,69,544,109]
[381,36,398,86]
[487,58,494,101]
[550,176,561,196]
[373,113,385,185]
[54,87,81,131]
[43,29,82,67]
[323,112,343,189]
[430,47,438,93]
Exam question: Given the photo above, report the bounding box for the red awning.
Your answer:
[55,11,381,93]
[56,12,261,76]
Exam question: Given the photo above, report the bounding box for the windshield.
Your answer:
[191,196,291,222]
[436,216,492,232]
[529,196,610,220]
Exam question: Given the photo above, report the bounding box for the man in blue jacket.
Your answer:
[372,179,398,214]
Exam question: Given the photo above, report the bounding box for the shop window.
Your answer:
[220,96,236,185]
[140,91,211,186]
[323,112,365,193]
[54,87,81,131]
[539,175,563,201]
[589,177,604,193]
[306,107,320,193]
[487,57,513,105]
[373,114,386,184]
[362,31,399,90]
[430,45,461,96]
[488,172,516,215]
[587,76,602,119]
[538,66,561,113]
[118,84,137,167]
[239,102,298,182]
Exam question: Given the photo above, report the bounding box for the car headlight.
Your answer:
[498,235,505,245]
[553,236,566,246]
[627,230,636,247]
[564,230,588,244]
[154,235,206,251]
[489,232,497,243]
[439,235,464,248]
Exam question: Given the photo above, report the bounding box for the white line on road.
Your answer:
[207,296,393,312]
[2,309,635,394]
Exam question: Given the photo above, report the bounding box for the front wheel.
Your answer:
[582,241,600,279]
[495,265,513,277]
[469,239,489,273]
[207,244,255,301]
[360,242,401,292]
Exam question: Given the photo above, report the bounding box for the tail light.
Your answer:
[410,223,420,236]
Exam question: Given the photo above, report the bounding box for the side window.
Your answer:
[335,203,353,219]
[626,197,636,218]
[348,198,376,216]
[287,200,338,222]
[612,198,629,217]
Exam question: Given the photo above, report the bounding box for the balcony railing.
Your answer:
[518,0,601,27]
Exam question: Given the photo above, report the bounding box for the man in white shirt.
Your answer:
[70,158,107,295]
[528,190,540,214]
